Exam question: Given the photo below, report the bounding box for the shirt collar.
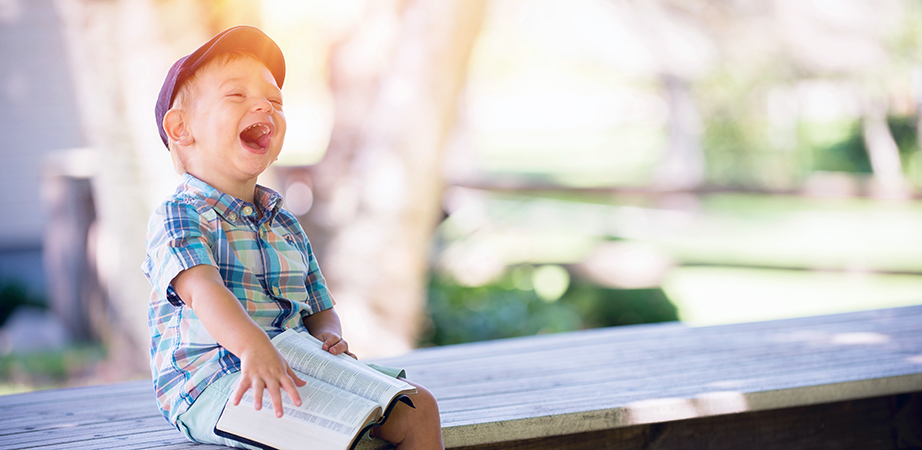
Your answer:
[181,173,284,225]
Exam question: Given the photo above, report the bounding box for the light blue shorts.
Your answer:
[175,364,406,449]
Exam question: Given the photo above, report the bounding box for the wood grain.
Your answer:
[1,305,920,449]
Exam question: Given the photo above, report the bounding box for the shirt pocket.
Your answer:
[266,232,312,302]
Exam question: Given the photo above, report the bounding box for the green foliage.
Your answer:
[798,116,920,176]
[888,115,919,161]
[0,282,44,327]
[695,71,807,189]
[563,282,679,328]
[420,269,678,347]
[421,273,581,346]
[885,0,922,66]
[892,115,922,186]
[0,344,105,390]
[702,118,775,187]
[697,75,771,187]
[801,120,872,174]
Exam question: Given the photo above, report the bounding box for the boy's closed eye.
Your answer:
[224,91,282,109]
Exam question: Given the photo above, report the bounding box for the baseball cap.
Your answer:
[155,25,286,149]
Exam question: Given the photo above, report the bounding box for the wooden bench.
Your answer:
[2,305,921,450]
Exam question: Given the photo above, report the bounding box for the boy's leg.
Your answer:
[175,372,263,450]
[371,379,444,450]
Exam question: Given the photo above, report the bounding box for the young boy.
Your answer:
[143,26,444,449]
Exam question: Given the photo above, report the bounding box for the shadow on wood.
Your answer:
[451,394,922,450]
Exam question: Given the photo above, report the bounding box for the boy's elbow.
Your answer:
[171,264,223,309]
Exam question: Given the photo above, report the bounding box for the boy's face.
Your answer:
[181,56,286,192]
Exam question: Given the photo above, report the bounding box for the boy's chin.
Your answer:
[240,148,280,172]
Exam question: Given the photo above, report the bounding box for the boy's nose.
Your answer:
[252,98,273,113]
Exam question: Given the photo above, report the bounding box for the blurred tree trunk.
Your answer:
[54,0,259,379]
[43,151,104,343]
[862,100,909,199]
[656,73,706,190]
[299,0,486,357]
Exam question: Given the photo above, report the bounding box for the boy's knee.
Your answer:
[404,380,439,416]
[374,380,443,448]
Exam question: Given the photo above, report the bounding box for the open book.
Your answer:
[214,329,417,450]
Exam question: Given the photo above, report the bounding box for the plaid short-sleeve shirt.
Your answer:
[142,174,334,427]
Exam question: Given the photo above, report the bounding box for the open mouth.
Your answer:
[240,123,272,151]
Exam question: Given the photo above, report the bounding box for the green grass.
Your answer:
[437,191,922,330]
[0,344,105,394]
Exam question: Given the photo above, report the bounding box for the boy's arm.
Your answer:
[172,264,305,417]
[302,308,356,359]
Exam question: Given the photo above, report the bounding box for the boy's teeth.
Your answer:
[246,124,269,134]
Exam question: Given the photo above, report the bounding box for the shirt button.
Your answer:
[227,212,237,221]
[272,286,281,296]
[241,206,253,216]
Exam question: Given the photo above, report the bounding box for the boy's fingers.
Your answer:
[320,334,338,351]
[288,366,307,387]
[232,379,249,406]
[267,382,285,418]
[281,385,301,409]
[282,369,303,407]
[252,380,265,411]
[323,337,348,355]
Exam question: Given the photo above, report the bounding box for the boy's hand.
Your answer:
[303,308,356,359]
[172,265,307,418]
[232,343,307,418]
[317,332,357,359]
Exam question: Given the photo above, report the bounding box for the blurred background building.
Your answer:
[2,0,922,392]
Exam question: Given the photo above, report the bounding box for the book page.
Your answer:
[216,372,381,450]
[272,330,416,406]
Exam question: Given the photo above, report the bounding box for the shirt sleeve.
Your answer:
[142,200,218,302]
[303,235,335,312]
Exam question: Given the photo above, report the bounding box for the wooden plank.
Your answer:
[392,318,922,391]
[423,329,919,402]
[417,339,920,398]
[429,343,921,404]
[384,305,922,368]
[426,348,920,404]
[435,362,922,424]
[0,380,151,408]
[437,374,922,447]
[416,307,922,446]
[0,393,153,423]
[0,395,160,435]
[438,368,922,425]
[402,311,921,369]
[2,305,920,449]
[1,416,168,448]
[419,339,921,399]
[448,395,906,450]
[6,429,195,450]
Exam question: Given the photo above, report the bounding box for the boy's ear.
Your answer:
[163,109,193,146]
